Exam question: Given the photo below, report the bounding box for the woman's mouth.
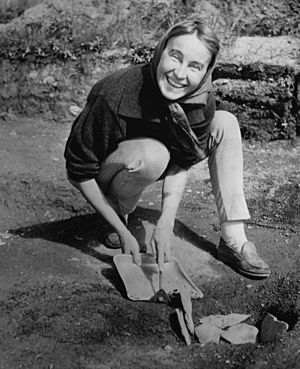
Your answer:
[166,75,186,89]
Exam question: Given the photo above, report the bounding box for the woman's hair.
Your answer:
[153,18,220,72]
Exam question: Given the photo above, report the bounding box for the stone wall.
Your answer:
[213,63,297,139]
[213,36,299,140]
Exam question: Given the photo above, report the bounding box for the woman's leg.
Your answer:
[208,110,250,224]
[208,111,270,278]
[97,138,170,217]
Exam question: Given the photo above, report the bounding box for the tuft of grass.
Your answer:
[0,0,299,63]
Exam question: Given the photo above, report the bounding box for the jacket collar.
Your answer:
[117,64,208,125]
[117,64,164,122]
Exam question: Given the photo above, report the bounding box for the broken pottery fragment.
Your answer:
[195,324,222,344]
[198,313,250,329]
[175,308,191,345]
[259,313,289,343]
[221,323,258,344]
[178,288,194,335]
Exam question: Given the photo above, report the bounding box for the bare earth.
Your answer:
[0,114,299,369]
[0,0,299,367]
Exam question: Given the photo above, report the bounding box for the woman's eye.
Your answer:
[190,64,202,71]
[170,53,180,60]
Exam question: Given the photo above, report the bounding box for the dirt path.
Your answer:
[0,115,299,369]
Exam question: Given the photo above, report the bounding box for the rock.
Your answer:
[195,314,253,345]
[43,75,57,86]
[178,288,194,335]
[252,360,269,369]
[259,313,289,343]
[69,105,82,117]
[198,313,250,329]
[28,70,38,79]
[195,324,221,344]
[221,323,258,344]
[219,36,299,68]
[163,344,173,353]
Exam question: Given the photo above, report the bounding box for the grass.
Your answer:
[1,0,299,63]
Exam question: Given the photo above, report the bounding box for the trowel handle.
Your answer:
[159,270,164,290]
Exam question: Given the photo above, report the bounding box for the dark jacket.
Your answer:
[64,64,215,182]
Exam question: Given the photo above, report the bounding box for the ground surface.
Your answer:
[0,116,299,369]
[0,1,300,368]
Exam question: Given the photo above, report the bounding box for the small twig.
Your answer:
[249,221,296,233]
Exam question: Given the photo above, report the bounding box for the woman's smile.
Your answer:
[166,75,187,89]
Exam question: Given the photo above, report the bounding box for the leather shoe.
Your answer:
[217,238,271,279]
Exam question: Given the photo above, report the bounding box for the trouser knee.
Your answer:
[99,138,170,215]
[208,111,242,152]
[132,139,170,180]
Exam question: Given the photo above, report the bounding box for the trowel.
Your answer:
[149,270,171,303]
[113,253,203,302]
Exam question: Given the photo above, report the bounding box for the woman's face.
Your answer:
[156,32,212,100]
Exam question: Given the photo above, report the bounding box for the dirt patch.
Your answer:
[0,1,300,368]
[0,114,299,368]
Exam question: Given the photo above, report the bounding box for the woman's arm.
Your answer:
[151,163,188,271]
[70,178,141,265]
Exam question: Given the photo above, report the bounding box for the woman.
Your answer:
[64,19,270,279]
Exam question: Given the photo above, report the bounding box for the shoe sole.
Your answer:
[217,253,271,280]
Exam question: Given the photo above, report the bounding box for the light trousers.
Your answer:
[96,111,250,224]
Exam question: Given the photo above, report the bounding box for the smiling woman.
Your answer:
[156,33,212,100]
[64,18,271,280]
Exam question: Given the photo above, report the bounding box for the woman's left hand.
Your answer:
[150,226,173,272]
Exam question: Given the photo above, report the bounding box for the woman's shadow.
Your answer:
[10,206,217,298]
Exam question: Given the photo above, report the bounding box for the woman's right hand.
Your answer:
[150,227,173,272]
[70,178,142,266]
[119,230,141,266]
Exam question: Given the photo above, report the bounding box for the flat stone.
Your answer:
[221,323,258,344]
[199,313,250,329]
[178,288,194,335]
[195,324,222,344]
[259,313,289,343]
[175,308,191,346]
[220,36,300,69]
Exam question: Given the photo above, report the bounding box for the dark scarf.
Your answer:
[150,33,215,166]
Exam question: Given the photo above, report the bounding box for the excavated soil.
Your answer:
[0,115,299,369]
[0,1,299,368]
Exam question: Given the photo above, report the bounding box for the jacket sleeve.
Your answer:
[64,83,124,182]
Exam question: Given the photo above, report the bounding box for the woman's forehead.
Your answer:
[165,33,211,63]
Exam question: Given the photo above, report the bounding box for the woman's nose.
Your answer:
[174,64,186,79]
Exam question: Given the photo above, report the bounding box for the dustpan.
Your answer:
[113,253,203,301]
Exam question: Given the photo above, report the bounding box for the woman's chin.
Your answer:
[160,87,186,101]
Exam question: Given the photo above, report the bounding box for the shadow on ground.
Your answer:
[10,206,216,254]
[9,206,216,295]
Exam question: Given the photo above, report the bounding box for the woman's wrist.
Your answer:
[117,225,132,240]
[156,217,174,231]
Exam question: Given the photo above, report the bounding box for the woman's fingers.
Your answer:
[150,236,156,255]
[121,233,141,266]
[151,228,172,272]
[131,248,141,266]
